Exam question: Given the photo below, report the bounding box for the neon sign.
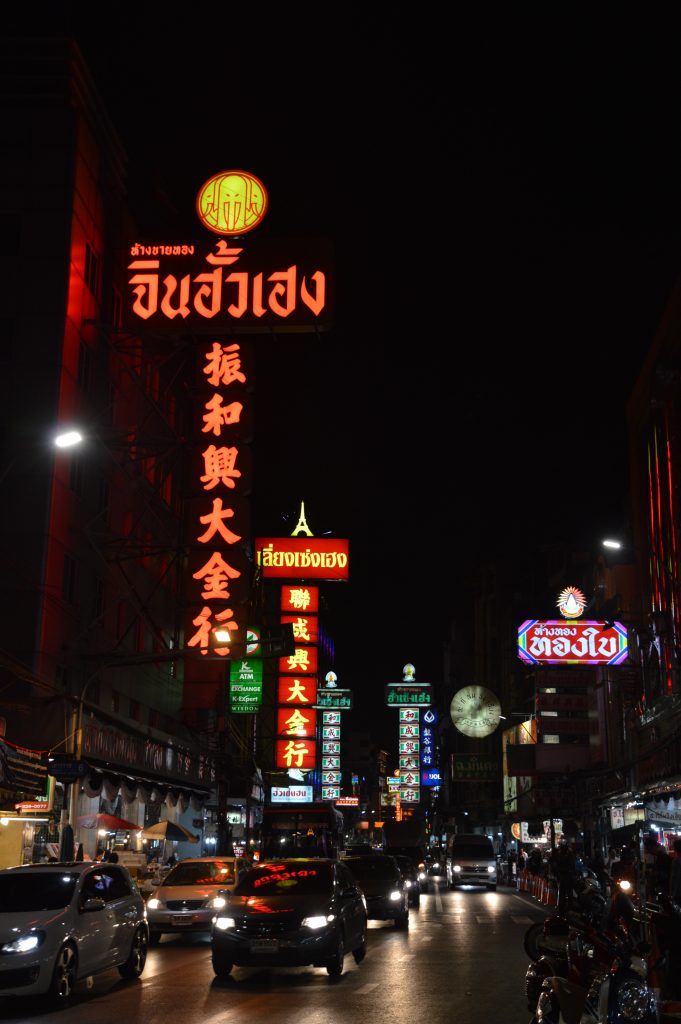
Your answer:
[517,620,628,665]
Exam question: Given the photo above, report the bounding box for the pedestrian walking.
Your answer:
[643,835,671,899]
[527,847,543,877]
[549,840,577,914]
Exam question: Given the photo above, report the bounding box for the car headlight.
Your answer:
[209,896,227,909]
[453,864,461,873]
[487,865,495,873]
[147,897,164,910]
[617,979,652,1021]
[418,871,426,881]
[618,879,632,892]
[404,879,412,888]
[302,914,335,929]
[389,890,402,901]
[1,931,45,954]
[214,916,236,931]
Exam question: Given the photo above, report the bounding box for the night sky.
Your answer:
[15,9,681,750]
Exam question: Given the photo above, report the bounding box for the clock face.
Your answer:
[450,685,501,738]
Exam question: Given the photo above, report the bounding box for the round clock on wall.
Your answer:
[449,685,502,738]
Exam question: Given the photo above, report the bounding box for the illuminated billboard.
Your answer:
[517,620,628,665]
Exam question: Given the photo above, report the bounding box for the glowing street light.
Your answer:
[53,429,83,448]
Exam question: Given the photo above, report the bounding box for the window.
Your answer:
[62,554,77,604]
[83,867,130,903]
[116,602,127,642]
[69,454,83,496]
[84,242,100,297]
[129,699,140,721]
[77,341,91,392]
[111,287,122,329]
[111,690,120,714]
[94,577,105,619]
[97,478,109,518]
[55,664,71,692]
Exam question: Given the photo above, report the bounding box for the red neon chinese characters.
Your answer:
[281,585,319,613]
[277,707,317,737]
[187,606,238,657]
[184,337,251,661]
[281,614,318,644]
[275,739,317,770]
[203,342,247,387]
[200,445,241,490]
[202,395,244,437]
[192,552,241,600]
[196,499,241,545]
[279,646,318,675]
[277,677,317,704]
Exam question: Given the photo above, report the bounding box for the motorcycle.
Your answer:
[524,869,607,962]
[527,894,657,1024]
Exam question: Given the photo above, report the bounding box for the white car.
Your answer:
[146,855,251,944]
[0,861,148,1003]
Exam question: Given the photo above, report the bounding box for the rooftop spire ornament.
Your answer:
[291,501,313,537]
[556,586,587,619]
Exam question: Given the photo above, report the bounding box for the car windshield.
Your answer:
[0,872,79,911]
[385,847,425,862]
[394,858,415,876]
[450,845,494,860]
[163,861,236,886]
[234,863,332,896]
[346,858,399,880]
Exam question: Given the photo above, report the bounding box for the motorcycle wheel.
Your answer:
[524,922,545,961]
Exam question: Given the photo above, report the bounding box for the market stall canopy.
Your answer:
[77,813,143,832]
[142,819,199,843]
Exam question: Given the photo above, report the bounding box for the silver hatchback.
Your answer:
[0,861,148,1003]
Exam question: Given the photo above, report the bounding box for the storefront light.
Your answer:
[0,816,49,825]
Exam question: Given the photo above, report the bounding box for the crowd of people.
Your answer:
[513,833,681,903]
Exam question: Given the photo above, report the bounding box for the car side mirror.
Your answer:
[151,879,161,886]
[341,885,359,899]
[82,897,106,912]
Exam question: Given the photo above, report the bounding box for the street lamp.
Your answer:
[53,429,83,449]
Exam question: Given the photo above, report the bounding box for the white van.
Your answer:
[446,833,497,891]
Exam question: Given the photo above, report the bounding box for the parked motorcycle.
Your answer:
[527,894,657,1024]
[524,870,607,962]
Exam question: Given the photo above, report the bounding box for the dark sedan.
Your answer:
[211,858,368,978]
[392,854,421,908]
[343,854,409,928]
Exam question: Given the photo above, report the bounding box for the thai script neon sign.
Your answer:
[517,620,628,665]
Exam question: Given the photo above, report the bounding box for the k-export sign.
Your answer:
[517,620,628,665]
[229,659,263,712]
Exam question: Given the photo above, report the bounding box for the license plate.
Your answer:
[250,938,278,951]
[172,915,192,926]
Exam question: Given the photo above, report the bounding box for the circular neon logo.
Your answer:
[196,170,268,236]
